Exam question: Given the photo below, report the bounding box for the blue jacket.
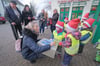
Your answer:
[22,28,51,61]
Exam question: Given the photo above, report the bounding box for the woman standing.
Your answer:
[44,12,48,28]
[22,5,33,26]
[51,9,59,33]
[22,21,54,63]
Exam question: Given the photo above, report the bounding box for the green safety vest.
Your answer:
[64,34,80,55]
[81,30,92,44]
[53,30,66,45]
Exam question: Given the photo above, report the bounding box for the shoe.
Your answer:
[19,36,23,38]
[30,60,36,64]
[38,54,46,59]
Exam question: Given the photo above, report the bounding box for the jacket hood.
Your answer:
[23,28,38,42]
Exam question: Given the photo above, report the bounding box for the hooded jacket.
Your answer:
[21,28,50,61]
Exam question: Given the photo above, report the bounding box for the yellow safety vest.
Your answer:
[96,44,100,50]
[64,23,66,29]
[81,30,92,44]
[53,30,66,45]
[64,34,80,55]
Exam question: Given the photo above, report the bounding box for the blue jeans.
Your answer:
[62,52,72,65]
[40,23,45,33]
[50,25,55,33]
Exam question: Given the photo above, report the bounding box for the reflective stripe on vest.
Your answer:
[64,23,66,29]
[81,30,92,44]
[64,34,79,55]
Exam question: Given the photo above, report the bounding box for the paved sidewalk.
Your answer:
[0,23,99,66]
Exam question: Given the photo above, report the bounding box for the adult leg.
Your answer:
[11,24,18,40]
[17,24,22,36]
[42,24,45,33]
[50,25,53,33]
[40,25,42,33]
[25,20,29,26]
[52,26,56,32]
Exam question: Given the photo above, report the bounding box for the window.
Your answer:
[61,8,64,12]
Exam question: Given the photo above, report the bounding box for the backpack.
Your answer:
[15,37,23,52]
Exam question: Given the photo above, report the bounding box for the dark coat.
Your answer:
[22,10,33,25]
[38,13,45,26]
[5,6,22,25]
[52,13,59,26]
[22,28,51,61]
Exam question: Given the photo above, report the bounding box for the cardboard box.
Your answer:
[38,38,58,58]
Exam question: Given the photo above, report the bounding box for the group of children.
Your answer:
[52,13,95,66]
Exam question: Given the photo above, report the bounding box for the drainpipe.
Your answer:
[68,2,73,20]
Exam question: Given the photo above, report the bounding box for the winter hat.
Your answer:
[66,18,80,31]
[83,18,95,28]
[56,21,64,29]
[64,17,69,22]
[82,13,89,20]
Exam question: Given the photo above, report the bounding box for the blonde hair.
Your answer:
[25,20,38,30]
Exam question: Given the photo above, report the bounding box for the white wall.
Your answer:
[81,0,93,19]
[17,5,24,12]
[0,0,5,16]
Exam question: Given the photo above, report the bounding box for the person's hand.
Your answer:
[28,17,31,20]
[50,42,55,46]
[21,22,24,25]
[41,18,43,20]
[32,17,35,20]
[11,22,16,25]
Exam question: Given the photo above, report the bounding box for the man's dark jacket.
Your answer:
[5,6,22,25]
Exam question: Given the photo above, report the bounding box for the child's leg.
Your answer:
[78,43,85,54]
[62,52,72,66]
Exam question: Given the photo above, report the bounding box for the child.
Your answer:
[53,21,66,55]
[64,17,69,30]
[59,18,81,66]
[82,13,89,21]
[95,39,100,62]
[79,13,89,31]
[64,17,69,24]
[78,18,95,54]
[94,39,100,62]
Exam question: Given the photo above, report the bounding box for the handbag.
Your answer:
[15,37,23,52]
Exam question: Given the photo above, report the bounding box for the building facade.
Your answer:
[51,0,99,22]
[0,0,24,17]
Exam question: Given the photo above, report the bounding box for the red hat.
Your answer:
[83,18,95,28]
[64,17,69,22]
[82,13,89,20]
[66,18,80,31]
[56,21,64,29]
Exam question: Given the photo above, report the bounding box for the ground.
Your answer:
[0,23,99,66]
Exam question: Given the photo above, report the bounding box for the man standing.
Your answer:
[51,9,59,33]
[5,1,22,40]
